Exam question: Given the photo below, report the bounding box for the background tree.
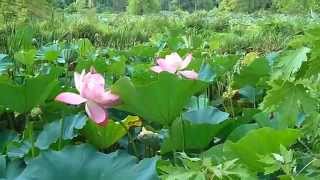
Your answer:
[219,0,272,12]
[272,0,320,13]
[127,0,160,15]
[0,0,52,23]
[169,0,181,11]
[160,0,171,10]
[170,0,217,12]
[111,0,128,12]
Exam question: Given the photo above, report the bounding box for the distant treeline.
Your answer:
[0,0,319,17]
[63,0,320,13]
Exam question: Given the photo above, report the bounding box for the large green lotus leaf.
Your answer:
[0,75,58,113]
[210,55,239,78]
[7,141,31,159]
[198,63,216,82]
[75,59,108,74]
[0,54,13,75]
[127,45,158,58]
[35,113,87,150]
[226,123,259,142]
[224,127,301,172]
[76,38,95,57]
[83,116,141,149]
[0,158,25,180]
[14,49,37,65]
[200,144,225,164]
[16,144,159,180]
[105,58,126,77]
[183,106,229,125]
[0,155,5,177]
[112,73,207,125]
[0,130,18,153]
[37,44,60,62]
[233,58,270,88]
[161,119,229,154]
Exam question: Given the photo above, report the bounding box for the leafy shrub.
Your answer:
[272,0,320,13]
[127,0,161,15]
[220,0,272,12]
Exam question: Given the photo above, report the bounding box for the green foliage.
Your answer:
[83,116,140,149]
[16,144,159,180]
[158,154,254,179]
[225,127,301,172]
[183,106,229,124]
[0,0,52,22]
[112,73,207,126]
[260,81,318,128]
[272,47,310,81]
[0,75,58,113]
[172,0,217,12]
[233,58,270,88]
[161,118,229,153]
[127,0,160,15]
[0,4,320,179]
[35,113,87,150]
[14,49,37,65]
[220,0,272,12]
[0,54,12,75]
[272,0,320,13]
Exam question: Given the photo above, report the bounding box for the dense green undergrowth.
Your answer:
[1,10,319,52]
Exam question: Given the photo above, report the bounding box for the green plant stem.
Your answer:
[180,116,185,152]
[173,149,177,165]
[296,159,315,176]
[120,121,139,158]
[229,98,235,117]
[217,81,228,112]
[27,117,36,158]
[58,117,64,150]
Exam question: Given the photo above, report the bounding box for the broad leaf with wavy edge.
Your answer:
[224,127,301,172]
[16,144,159,180]
[0,75,58,113]
[83,116,141,149]
[112,72,207,126]
[183,106,229,125]
[35,113,87,150]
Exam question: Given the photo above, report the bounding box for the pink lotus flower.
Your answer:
[55,68,119,126]
[151,53,198,79]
